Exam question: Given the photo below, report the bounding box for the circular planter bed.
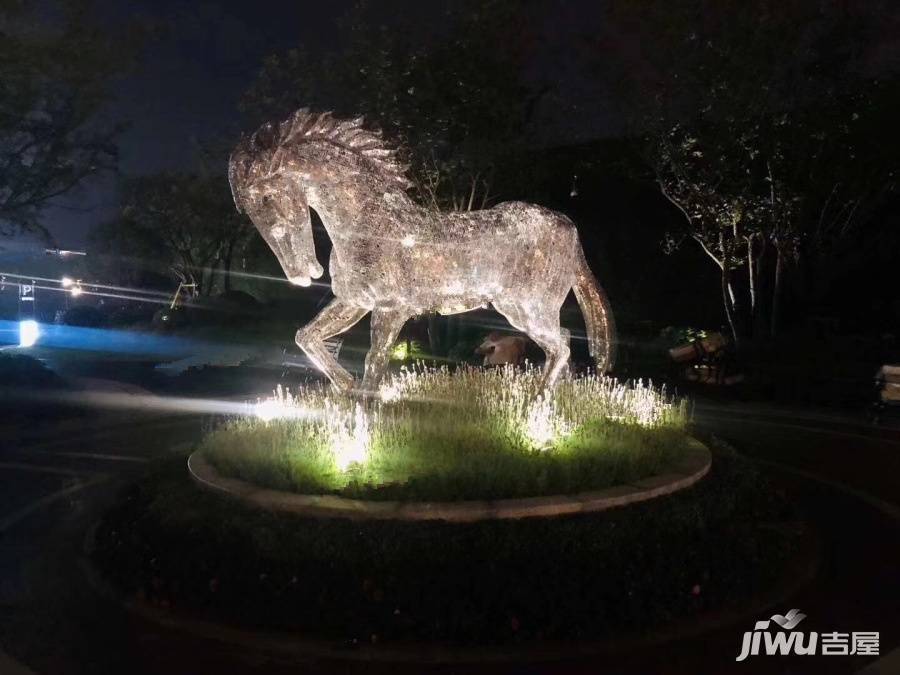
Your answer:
[92,440,804,647]
[197,367,698,504]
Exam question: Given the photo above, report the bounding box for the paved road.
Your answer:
[0,401,205,675]
[0,392,898,675]
[694,401,900,510]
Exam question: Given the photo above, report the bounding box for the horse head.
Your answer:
[230,109,414,289]
[228,124,324,287]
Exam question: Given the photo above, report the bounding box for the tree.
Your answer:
[601,1,899,342]
[0,0,129,239]
[241,0,544,212]
[92,173,254,296]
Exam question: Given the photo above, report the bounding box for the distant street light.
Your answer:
[60,277,84,297]
[45,248,87,257]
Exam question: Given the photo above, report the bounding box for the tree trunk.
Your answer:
[722,267,740,347]
[747,236,757,318]
[447,315,459,351]
[755,236,769,337]
[222,240,234,293]
[427,315,441,355]
[771,246,784,337]
[192,273,203,297]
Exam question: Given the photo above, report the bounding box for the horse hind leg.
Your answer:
[530,326,571,390]
[491,300,570,391]
[362,308,409,396]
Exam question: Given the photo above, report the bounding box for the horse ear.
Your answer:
[319,112,339,136]
[288,107,318,139]
[280,113,299,137]
[251,122,276,149]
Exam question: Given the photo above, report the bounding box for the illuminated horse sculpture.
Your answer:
[229,108,615,394]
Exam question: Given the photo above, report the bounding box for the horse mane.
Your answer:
[248,108,412,191]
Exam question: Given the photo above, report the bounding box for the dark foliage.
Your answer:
[93,441,800,645]
[92,173,255,296]
[0,1,134,238]
[0,352,64,388]
[62,304,105,327]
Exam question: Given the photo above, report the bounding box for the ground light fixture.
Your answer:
[18,319,39,348]
[254,398,289,422]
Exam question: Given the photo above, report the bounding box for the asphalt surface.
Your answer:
[0,383,898,675]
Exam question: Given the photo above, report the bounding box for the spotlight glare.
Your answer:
[379,381,402,402]
[61,276,74,288]
[255,399,287,422]
[18,319,39,348]
[331,403,371,471]
[524,394,570,450]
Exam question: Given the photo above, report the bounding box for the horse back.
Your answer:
[435,200,575,243]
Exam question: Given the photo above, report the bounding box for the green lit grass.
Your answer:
[200,365,691,501]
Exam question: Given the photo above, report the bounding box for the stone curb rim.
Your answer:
[188,438,711,521]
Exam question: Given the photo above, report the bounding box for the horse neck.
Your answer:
[308,181,408,243]
[305,182,343,230]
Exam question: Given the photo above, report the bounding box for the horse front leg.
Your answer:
[361,308,409,397]
[295,299,368,392]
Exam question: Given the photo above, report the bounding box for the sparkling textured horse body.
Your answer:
[229,108,615,393]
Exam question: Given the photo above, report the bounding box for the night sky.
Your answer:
[40,0,357,246]
[35,1,899,252]
[37,0,617,249]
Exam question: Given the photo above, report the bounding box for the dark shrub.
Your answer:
[192,291,263,326]
[152,306,189,330]
[63,305,106,327]
[0,353,64,388]
[106,303,154,327]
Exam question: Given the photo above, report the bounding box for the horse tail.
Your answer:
[572,242,616,373]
